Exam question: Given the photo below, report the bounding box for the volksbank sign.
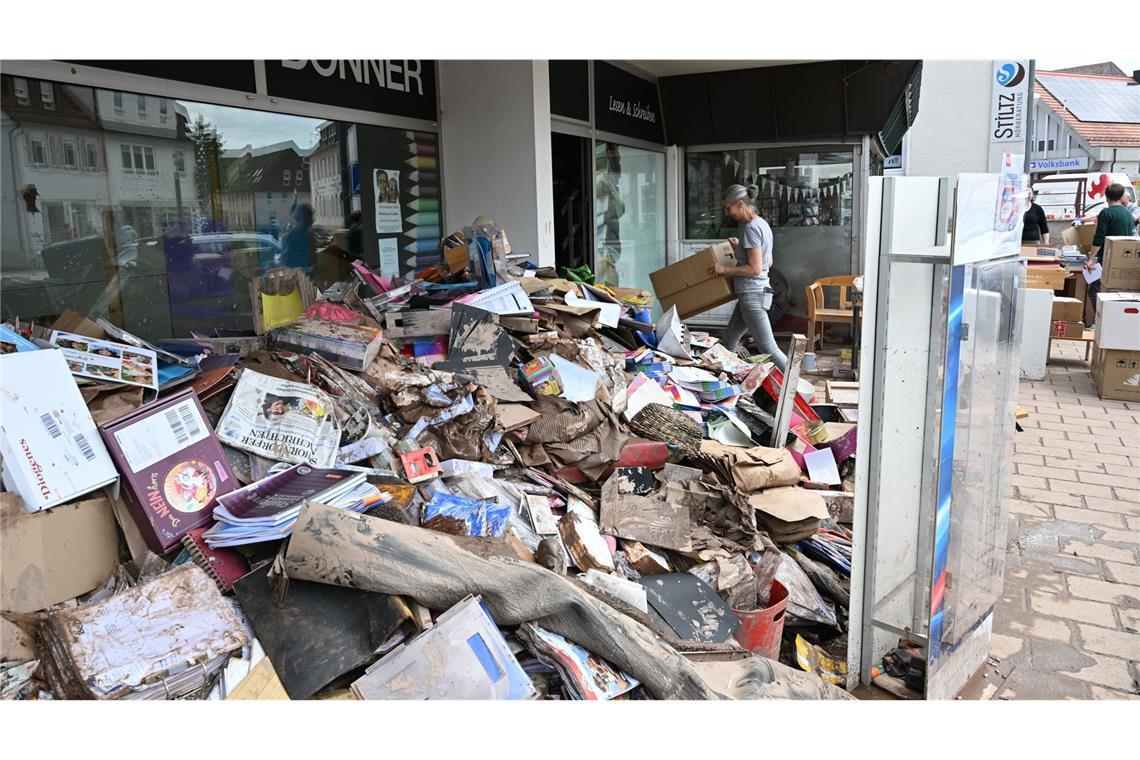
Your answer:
[1029,156,1090,172]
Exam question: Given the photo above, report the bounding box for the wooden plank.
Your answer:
[825,380,860,407]
[227,657,291,700]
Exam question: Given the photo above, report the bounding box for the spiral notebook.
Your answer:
[181,527,250,593]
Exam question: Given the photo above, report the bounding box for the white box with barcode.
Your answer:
[0,350,118,512]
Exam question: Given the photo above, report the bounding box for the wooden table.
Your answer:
[1047,328,1095,362]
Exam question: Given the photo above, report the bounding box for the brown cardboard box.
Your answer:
[1050,320,1086,339]
[1025,265,1067,291]
[1102,236,1140,292]
[0,493,119,613]
[1076,223,1097,249]
[1092,347,1140,401]
[1051,297,1084,323]
[650,243,736,319]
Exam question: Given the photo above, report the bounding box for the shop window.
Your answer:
[684,146,855,317]
[594,141,666,304]
[1,74,441,341]
[40,83,55,110]
[12,77,29,105]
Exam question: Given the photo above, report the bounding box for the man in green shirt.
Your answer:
[1085,183,1136,325]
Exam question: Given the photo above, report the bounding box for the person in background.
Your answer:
[711,184,788,372]
[1022,188,1050,244]
[280,202,316,272]
[1085,183,1135,326]
[346,210,363,257]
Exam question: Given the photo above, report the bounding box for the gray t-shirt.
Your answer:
[733,216,774,294]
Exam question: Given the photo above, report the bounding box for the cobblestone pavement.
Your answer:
[991,339,1140,699]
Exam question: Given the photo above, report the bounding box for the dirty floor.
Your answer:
[990,338,1140,699]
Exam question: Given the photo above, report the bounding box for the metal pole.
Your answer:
[1023,60,1036,175]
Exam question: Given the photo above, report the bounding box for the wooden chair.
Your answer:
[805,275,858,352]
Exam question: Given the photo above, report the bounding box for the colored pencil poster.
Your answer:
[374,169,402,234]
[378,237,400,278]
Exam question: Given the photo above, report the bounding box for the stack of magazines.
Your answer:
[203,463,389,547]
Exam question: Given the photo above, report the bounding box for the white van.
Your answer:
[1031,172,1136,221]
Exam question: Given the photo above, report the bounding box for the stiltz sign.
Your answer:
[989,60,1030,144]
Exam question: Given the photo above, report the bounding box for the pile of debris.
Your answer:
[0,220,857,701]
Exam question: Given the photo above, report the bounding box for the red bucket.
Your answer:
[733,579,789,660]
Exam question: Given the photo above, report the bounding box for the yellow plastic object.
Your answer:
[261,288,304,331]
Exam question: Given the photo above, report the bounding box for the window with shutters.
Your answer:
[13,77,29,105]
[159,99,170,123]
[63,140,78,169]
[137,94,147,118]
[83,141,100,170]
[29,137,47,165]
[40,83,55,110]
[113,91,124,116]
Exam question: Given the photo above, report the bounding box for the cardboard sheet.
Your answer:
[748,486,830,523]
[0,493,119,613]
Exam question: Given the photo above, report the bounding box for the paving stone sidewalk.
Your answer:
[991,339,1140,699]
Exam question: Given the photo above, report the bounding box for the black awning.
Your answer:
[659,60,922,147]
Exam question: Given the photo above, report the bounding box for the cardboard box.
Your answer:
[1050,320,1087,339]
[650,243,736,320]
[1092,347,1140,401]
[1076,223,1097,249]
[1102,236,1140,292]
[0,350,119,512]
[1094,291,1140,351]
[1051,296,1084,323]
[1024,264,1067,292]
[0,493,119,613]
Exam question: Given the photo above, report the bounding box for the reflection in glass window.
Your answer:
[12,77,30,105]
[1,75,441,341]
[594,142,665,308]
[685,147,855,318]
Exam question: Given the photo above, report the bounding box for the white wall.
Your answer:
[439,60,555,266]
[906,60,1017,178]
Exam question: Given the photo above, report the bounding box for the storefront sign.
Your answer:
[67,60,258,93]
[989,60,1030,144]
[549,60,590,122]
[1029,156,1089,172]
[593,62,665,145]
[265,60,438,121]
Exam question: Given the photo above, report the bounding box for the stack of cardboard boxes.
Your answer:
[1092,290,1140,401]
[1090,234,1140,401]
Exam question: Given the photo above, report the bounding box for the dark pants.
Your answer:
[1086,279,1100,327]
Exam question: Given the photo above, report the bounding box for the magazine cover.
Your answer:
[50,330,159,390]
[518,623,639,700]
[214,369,340,467]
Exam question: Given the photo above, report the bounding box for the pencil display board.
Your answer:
[355,125,441,278]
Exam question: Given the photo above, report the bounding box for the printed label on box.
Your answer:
[114,398,209,472]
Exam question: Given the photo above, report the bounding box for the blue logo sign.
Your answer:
[996,62,1026,88]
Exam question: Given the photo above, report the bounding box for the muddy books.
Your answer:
[38,565,248,700]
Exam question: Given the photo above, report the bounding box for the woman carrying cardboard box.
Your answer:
[710,184,787,372]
